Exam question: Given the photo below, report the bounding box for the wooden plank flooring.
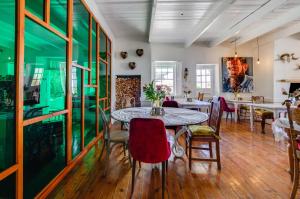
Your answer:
[48,120,298,199]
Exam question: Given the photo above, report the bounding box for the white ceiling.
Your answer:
[95,0,300,46]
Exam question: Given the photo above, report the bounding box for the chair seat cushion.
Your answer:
[255,109,274,117]
[240,105,250,110]
[110,130,129,142]
[188,125,220,139]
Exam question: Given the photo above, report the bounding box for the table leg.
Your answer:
[250,105,254,131]
[172,126,189,157]
[234,103,238,122]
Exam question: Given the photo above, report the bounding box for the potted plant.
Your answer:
[143,81,171,115]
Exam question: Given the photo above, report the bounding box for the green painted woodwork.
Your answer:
[99,61,107,98]
[0,173,15,199]
[107,56,111,105]
[84,86,96,146]
[91,18,97,85]
[0,0,16,172]
[72,0,89,68]
[100,29,107,60]
[72,67,82,158]
[24,18,67,120]
[26,0,44,19]
[50,0,67,35]
[24,115,66,198]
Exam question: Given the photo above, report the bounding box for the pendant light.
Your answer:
[256,37,260,64]
[234,39,238,58]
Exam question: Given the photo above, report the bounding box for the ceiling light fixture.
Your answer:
[234,39,238,58]
[256,37,260,64]
[180,12,184,16]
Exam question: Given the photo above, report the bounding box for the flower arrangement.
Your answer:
[143,81,171,107]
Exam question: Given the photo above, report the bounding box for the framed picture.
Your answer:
[221,57,253,93]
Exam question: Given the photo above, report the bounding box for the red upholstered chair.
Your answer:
[162,100,179,133]
[162,100,179,108]
[219,97,237,121]
[129,118,171,198]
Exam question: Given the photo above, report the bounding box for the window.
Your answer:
[152,61,177,94]
[31,68,44,86]
[196,64,215,94]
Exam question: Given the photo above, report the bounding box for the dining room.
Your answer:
[1,0,300,199]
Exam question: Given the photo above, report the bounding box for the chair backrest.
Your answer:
[285,100,300,158]
[197,92,204,101]
[252,96,264,104]
[219,97,231,112]
[209,97,223,135]
[129,118,171,163]
[99,107,110,141]
[162,100,179,108]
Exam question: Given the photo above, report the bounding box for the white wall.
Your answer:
[273,37,300,102]
[112,38,151,109]
[112,36,300,107]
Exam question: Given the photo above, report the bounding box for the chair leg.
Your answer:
[290,160,299,199]
[138,161,141,168]
[230,112,233,122]
[189,138,192,170]
[209,142,213,158]
[261,116,266,134]
[123,143,126,157]
[131,159,137,194]
[226,112,229,121]
[216,140,221,170]
[162,161,166,199]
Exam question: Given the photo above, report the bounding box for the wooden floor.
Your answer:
[48,120,297,199]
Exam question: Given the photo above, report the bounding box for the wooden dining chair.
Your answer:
[99,107,129,176]
[197,92,204,101]
[285,100,300,199]
[252,96,274,134]
[186,97,223,170]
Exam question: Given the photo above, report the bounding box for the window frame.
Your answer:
[195,64,216,95]
[151,61,177,95]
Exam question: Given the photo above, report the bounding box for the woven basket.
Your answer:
[293,108,300,125]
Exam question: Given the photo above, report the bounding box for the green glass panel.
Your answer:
[0,173,15,199]
[84,87,96,146]
[24,18,66,120]
[99,61,107,98]
[50,0,67,35]
[91,18,97,85]
[0,0,16,172]
[100,30,107,60]
[26,0,44,19]
[105,109,111,123]
[73,0,89,68]
[72,67,82,158]
[98,101,104,133]
[24,115,66,198]
[107,56,111,106]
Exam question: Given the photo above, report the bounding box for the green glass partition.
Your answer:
[0,173,15,199]
[72,67,82,158]
[99,61,107,98]
[73,0,89,68]
[100,30,107,60]
[50,0,68,35]
[98,101,104,133]
[24,115,66,198]
[26,0,44,19]
[24,18,67,120]
[107,56,111,106]
[84,87,96,146]
[0,0,16,172]
[91,18,97,85]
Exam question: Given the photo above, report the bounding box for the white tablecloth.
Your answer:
[272,118,300,142]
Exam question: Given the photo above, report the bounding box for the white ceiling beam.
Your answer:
[184,0,236,48]
[237,5,300,45]
[148,0,158,42]
[209,0,287,47]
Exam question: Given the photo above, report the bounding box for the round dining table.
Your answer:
[112,107,209,157]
